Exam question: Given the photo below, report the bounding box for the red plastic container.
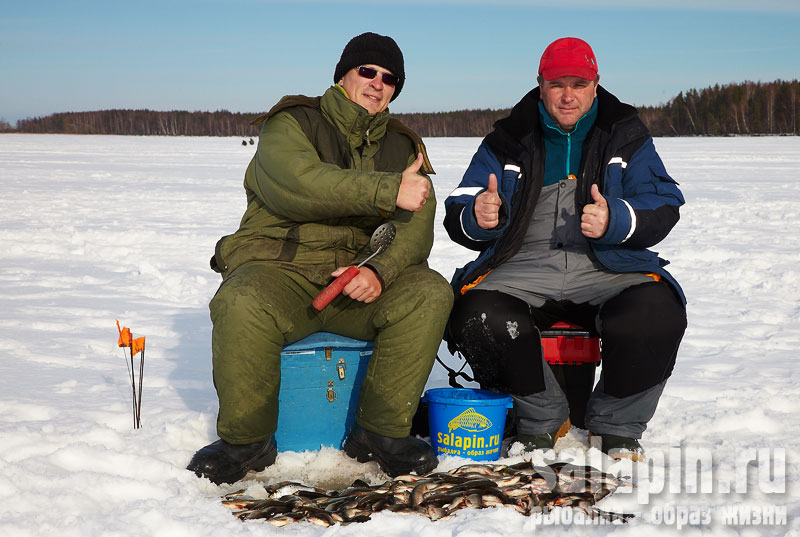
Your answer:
[541,322,601,365]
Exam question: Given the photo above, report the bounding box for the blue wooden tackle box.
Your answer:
[275,332,373,452]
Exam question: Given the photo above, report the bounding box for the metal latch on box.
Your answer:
[327,381,336,402]
[337,358,346,379]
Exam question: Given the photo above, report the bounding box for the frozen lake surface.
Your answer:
[1,134,798,536]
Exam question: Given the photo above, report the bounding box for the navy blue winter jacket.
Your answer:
[444,85,686,304]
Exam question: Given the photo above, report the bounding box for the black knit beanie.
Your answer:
[333,32,405,101]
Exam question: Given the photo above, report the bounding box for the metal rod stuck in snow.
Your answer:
[116,320,146,429]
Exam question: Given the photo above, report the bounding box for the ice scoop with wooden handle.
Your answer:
[312,223,396,311]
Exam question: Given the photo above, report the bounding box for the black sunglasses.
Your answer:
[357,66,399,87]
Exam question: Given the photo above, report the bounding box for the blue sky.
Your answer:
[2,0,799,125]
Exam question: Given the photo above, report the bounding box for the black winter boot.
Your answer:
[187,436,277,485]
[343,424,437,477]
[516,431,558,452]
[589,433,645,462]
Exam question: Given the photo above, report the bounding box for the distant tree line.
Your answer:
[8,80,799,138]
[394,109,508,137]
[13,109,260,137]
[638,80,800,136]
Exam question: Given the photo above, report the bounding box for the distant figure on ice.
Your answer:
[443,37,687,461]
[187,32,452,484]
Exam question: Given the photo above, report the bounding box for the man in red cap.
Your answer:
[443,37,687,460]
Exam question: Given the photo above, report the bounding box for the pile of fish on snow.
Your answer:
[222,460,634,527]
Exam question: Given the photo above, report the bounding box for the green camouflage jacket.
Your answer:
[211,86,437,287]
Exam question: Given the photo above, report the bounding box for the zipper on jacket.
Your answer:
[365,128,371,146]
[565,132,571,178]
[543,122,572,181]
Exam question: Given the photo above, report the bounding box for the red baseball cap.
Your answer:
[538,37,598,81]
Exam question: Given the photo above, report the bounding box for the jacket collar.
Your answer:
[320,86,389,149]
[538,98,598,140]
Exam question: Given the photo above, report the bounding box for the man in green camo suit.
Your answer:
[187,32,453,484]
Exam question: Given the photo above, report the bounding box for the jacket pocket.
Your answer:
[648,164,684,200]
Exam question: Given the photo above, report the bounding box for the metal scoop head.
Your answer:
[369,222,395,253]
[358,222,396,267]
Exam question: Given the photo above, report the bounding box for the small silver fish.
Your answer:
[223,460,632,525]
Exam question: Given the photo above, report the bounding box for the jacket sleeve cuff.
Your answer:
[363,264,386,290]
[372,173,402,214]
[596,197,634,245]
[459,194,507,241]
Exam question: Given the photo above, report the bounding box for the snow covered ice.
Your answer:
[1,133,798,536]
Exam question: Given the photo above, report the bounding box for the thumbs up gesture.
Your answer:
[474,174,502,229]
[581,184,609,238]
[396,153,430,212]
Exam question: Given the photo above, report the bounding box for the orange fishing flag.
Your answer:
[116,320,147,429]
[131,337,145,357]
[117,320,131,347]
[117,320,145,356]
